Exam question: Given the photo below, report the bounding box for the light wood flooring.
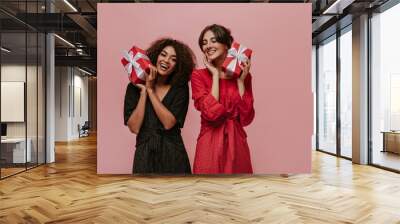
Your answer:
[0,134,400,223]
[1,167,26,178]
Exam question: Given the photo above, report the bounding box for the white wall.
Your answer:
[55,66,69,141]
[55,67,89,141]
[72,73,89,138]
[1,65,27,140]
[1,65,42,137]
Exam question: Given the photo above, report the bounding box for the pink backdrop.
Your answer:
[97,3,312,174]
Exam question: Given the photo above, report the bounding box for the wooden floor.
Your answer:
[1,135,400,223]
[1,167,26,178]
[1,163,45,178]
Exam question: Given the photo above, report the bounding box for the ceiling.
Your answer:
[0,0,393,75]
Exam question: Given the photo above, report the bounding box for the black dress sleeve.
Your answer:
[123,83,140,126]
[166,84,190,128]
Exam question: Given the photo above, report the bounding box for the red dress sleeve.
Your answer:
[237,74,255,127]
[191,69,227,122]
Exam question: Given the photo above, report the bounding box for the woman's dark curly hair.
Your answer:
[146,38,196,86]
[198,24,234,51]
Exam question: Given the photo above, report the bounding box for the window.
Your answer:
[340,27,352,158]
[371,2,400,171]
[317,35,337,154]
[0,1,46,179]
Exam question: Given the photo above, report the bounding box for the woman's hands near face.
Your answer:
[135,83,147,95]
[239,59,251,82]
[134,64,157,94]
[145,64,157,91]
[203,55,219,77]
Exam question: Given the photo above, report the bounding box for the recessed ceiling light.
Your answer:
[1,47,11,53]
[54,34,75,48]
[78,67,93,76]
[323,0,355,15]
[63,0,78,12]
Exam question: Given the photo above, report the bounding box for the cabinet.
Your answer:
[382,132,400,154]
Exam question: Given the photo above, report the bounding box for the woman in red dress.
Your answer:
[191,24,255,174]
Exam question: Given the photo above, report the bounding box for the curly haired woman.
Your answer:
[124,38,196,174]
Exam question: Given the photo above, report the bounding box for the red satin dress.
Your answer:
[191,68,255,174]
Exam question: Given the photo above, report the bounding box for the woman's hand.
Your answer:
[145,64,157,92]
[135,83,147,95]
[239,59,251,82]
[203,55,219,77]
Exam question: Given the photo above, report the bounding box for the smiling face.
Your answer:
[201,30,228,62]
[156,46,177,77]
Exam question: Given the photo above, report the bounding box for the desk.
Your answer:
[382,131,400,154]
[1,138,31,163]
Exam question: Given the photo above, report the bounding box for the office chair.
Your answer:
[79,121,90,138]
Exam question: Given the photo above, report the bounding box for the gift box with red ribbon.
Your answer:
[222,42,252,78]
[121,46,151,84]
